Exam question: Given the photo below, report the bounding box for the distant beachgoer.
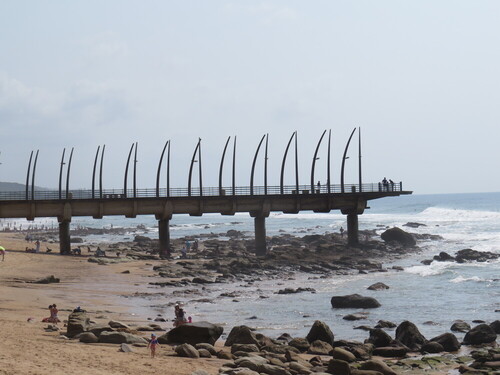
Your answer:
[174,304,187,327]
[317,181,321,193]
[148,333,160,358]
[185,240,191,251]
[180,246,187,259]
[188,316,192,323]
[35,240,41,253]
[340,227,345,237]
[389,179,395,191]
[0,246,5,261]
[192,239,199,251]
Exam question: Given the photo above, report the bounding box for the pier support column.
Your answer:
[254,215,267,256]
[346,212,359,246]
[158,218,171,258]
[58,220,71,255]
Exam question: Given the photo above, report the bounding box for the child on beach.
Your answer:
[147,334,160,358]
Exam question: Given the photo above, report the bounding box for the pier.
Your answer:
[0,129,412,255]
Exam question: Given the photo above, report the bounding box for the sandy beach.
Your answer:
[0,232,225,375]
[0,229,498,375]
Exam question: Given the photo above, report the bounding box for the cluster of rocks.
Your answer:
[215,318,500,375]
[65,312,161,345]
[424,249,500,265]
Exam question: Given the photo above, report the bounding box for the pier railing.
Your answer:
[0,182,404,201]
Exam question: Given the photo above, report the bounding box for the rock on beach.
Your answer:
[331,294,381,309]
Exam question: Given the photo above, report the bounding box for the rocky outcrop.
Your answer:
[306,320,334,345]
[66,312,90,338]
[429,332,461,352]
[395,321,427,350]
[331,294,381,309]
[98,331,148,345]
[367,282,389,291]
[159,322,223,346]
[381,227,416,246]
[455,249,499,263]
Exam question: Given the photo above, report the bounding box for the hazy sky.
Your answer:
[1,1,499,195]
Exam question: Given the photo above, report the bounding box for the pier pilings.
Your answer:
[58,219,71,254]
[158,217,171,258]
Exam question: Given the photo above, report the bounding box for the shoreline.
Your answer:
[0,229,498,375]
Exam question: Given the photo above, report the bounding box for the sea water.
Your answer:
[1,192,499,341]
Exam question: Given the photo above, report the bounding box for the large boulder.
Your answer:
[331,294,381,309]
[395,321,427,351]
[66,312,90,338]
[224,325,260,347]
[463,324,497,345]
[175,343,199,358]
[490,320,500,334]
[365,329,393,348]
[429,332,461,352]
[234,356,269,371]
[373,346,408,357]
[306,320,335,345]
[381,227,416,246]
[98,331,148,345]
[159,322,223,346]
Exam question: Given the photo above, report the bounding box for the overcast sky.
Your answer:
[1,1,499,195]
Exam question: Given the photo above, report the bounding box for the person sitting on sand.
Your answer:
[49,304,60,324]
[42,304,60,323]
[147,333,160,358]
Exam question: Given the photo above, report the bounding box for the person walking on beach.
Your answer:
[0,246,5,261]
[147,333,160,358]
[35,240,41,253]
[340,227,345,238]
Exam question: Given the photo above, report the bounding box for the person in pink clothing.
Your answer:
[147,334,160,358]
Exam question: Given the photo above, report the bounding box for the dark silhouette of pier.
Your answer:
[0,129,412,255]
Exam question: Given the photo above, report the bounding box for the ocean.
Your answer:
[1,192,499,342]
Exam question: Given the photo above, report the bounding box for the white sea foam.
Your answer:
[450,275,485,283]
[404,262,454,277]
